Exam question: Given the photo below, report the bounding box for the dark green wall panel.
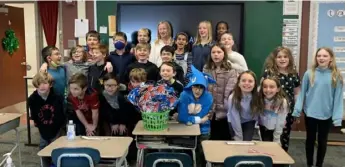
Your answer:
[96,0,117,45]
[243,1,283,78]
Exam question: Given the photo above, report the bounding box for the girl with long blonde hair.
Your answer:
[189,21,215,72]
[149,21,174,67]
[292,47,344,167]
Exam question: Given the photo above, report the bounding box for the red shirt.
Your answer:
[69,90,99,124]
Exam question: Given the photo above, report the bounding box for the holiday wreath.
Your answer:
[2,29,19,55]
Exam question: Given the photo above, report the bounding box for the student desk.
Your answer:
[132,121,200,167]
[0,113,22,167]
[37,136,133,167]
[202,141,295,167]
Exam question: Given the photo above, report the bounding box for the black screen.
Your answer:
[117,2,244,53]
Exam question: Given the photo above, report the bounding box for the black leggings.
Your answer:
[280,112,294,151]
[242,120,256,141]
[259,125,274,141]
[210,116,231,140]
[305,116,332,167]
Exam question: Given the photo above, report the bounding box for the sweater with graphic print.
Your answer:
[28,88,65,140]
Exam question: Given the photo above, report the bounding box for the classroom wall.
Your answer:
[96,1,284,77]
[61,1,95,49]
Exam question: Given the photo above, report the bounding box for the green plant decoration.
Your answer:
[2,29,19,55]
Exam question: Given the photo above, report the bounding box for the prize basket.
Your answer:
[141,110,170,131]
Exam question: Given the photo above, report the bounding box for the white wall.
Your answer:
[6,3,61,77]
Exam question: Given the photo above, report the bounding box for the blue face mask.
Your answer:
[114,41,126,50]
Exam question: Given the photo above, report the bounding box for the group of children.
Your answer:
[28,19,343,167]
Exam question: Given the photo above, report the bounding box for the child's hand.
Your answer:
[172,113,178,121]
[111,124,119,134]
[294,117,300,124]
[119,124,127,135]
[39,63,48,72]
[201,114,210,124]
[86,124,95,133]
[105,62,113,72]
[68,59,73,64]
[86,130,94,136]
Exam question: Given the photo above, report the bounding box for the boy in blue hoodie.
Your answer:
[178,65,215,166]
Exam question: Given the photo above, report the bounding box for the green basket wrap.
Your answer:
[141,111,169,131]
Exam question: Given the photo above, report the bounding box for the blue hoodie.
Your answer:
[178,65,215,135]
[293,68,344,126]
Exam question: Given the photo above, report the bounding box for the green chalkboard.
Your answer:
[96,1,117,45]
[96,1,284,77]
[243,1,283,78]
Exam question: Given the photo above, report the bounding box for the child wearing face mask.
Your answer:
[220,33,247,73]
[157,45,184,84]
[293,47,343,167]
[29,72,65,167]
[261,46,300,151]
[109,32,136,82]
[258,77,288,144]
[41,46,66,97]
[203,44,238,140]
[227,71,264,141]
[40,45,113,91]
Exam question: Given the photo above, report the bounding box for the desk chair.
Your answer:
[51,147,101,167]
[144,152,193,167]
[224,155,273,167]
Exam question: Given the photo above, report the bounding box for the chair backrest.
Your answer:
[144,152,193,167]
[224,155,273,167]
[51,147,101,167]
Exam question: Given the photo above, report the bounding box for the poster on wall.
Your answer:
[283,19,300,68]
[283,0,299,15]
[309,1,345,98]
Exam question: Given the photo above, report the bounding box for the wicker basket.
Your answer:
[141,111,169,131]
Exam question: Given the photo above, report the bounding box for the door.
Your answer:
[0,5,27,109]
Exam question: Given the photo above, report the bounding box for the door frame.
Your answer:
[2,1,64,73]
[2,1,42,74]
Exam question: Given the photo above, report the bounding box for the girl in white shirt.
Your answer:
[220,32,248,72]
[149,21,174,67]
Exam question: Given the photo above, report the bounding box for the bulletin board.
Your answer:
[308,1,345,98]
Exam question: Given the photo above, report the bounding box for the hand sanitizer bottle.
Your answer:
[3,153,15,167]
[66,120,75,140]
